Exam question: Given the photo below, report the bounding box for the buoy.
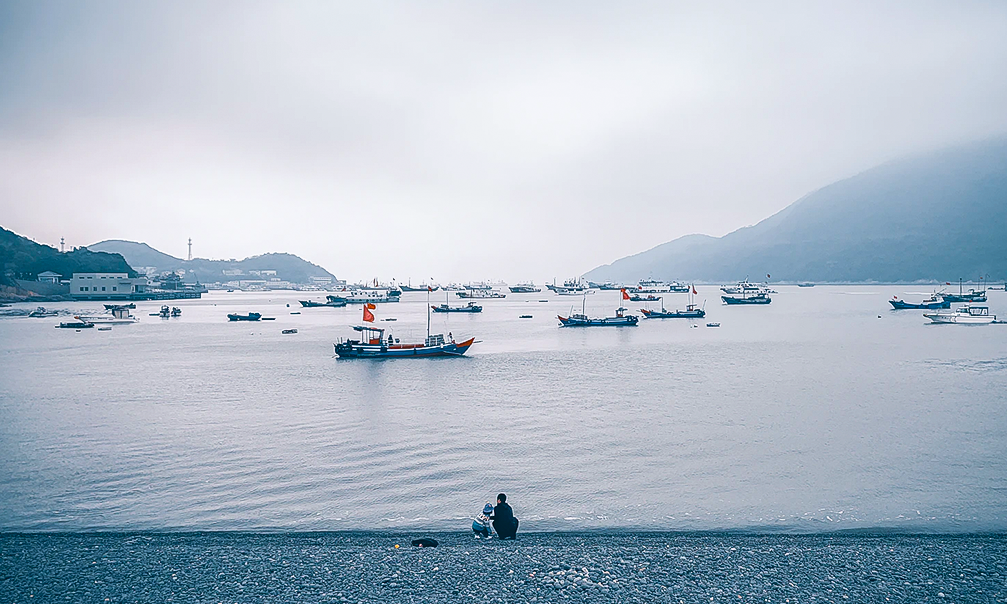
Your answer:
[394,544,399,549]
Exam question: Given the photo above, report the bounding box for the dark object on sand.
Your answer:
[411,538,439,548]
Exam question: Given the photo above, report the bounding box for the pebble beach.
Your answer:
[4,532,1005,603]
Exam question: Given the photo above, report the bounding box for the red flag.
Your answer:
[691,285,698,295]
[362,303,376,323]
[428,286,433,292]
[621,288,630,301]
[946,282,951,285]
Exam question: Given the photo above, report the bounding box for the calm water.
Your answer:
[1,286,1005,532]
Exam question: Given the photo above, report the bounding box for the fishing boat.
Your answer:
[721,279,769,295]
[923,305,996,324]
[722,292,771,305]
[508,283,542,293]
[627,293,661,302]
[400,279,439,292]
[333,296,475,358]
[227,312,262,321]
[432,301,483,313]
[548,278,591,295]
[889,294,949,310]
[457,290,506,299]
[328,290,401,304]
[940,279,987,303]
[104,303,136,310]
[56,319,93,329]
[299,297,348,307]
[558,296,638,326]
[706,322,720,327]
[797,283,815,288]
[638,285,706,317]
[282,328,298,334]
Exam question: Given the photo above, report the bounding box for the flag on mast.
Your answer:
[621,288,630,301]
[362,303,376,323]
[691,284,698,296]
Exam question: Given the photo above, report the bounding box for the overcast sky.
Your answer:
[2,1,1006,282]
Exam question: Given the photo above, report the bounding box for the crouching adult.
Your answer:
[491,493,519,540]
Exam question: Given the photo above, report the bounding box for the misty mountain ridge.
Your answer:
[87,240,336,284]
[585,138,1007,283]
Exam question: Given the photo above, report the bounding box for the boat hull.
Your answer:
[557,315,638,326]
[722,296,771,305]
[923,314,995,324]
[228,313,261,321]
[889,299,949,310]
[641,309,706,318]
[334,337,475,358]
[432,305,482,313]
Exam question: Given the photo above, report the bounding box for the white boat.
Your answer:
[329,289,402,304]
[75,307,139,325]
[923,305,996,324]
[721,279,770,295]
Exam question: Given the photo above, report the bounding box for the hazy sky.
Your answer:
[2,1,1006,282]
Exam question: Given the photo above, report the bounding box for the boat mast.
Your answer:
[427,287,431,339]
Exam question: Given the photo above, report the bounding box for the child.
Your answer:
[472,503,494,539]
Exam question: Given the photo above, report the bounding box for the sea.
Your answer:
[1,286,1006,533]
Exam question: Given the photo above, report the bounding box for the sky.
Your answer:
[1,1,1006,283]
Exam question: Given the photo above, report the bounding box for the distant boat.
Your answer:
[706,322,721,327]
[628,293,661,302]
[519,315,533,319]
[299,297,347,307]
[508,283,542,293]
[432,301,483,313]
[28,307,58,317]
[77,306,139,325]
[282,328,298,334]
[457,290,506,299]
[548,278,591,295]
[797,283,815,288]
[558,297,638,326]
[328,290,401,304]
[56,319,93,329]
[924,305,996,324]
[400,280,439,292]
[722,279,769,295]
[227,312,262,321]
[889,294,949,310]
[104,303,136,310]
[722,292,771,305]
[639,285,706,318]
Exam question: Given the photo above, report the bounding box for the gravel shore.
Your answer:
[3,532,1005,603]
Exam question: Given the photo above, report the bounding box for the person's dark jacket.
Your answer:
[492,501,514,525]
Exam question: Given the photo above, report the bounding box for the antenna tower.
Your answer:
[188,238,192,261]
[60,237,65,253]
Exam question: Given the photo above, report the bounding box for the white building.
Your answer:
[37,271,62,283]
[71,273,147,300]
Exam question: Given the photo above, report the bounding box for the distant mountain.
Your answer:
[87,240,337,284]
[0,226,136,286]
[585,138,1007,283]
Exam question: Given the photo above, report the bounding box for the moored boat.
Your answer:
[328,290,401,304]
[889,294,949,310]
[56,319,93,329]
[457,290,506,299]
[638,284,706,317]
[432,301,483,313]
[508,283,541,293]
[300,296,348,307]
[722,292,771,305]
[558,296,638,326]
[923,305,996,324]
[28,307,58,317]
[227,312,262,321]
[77,306,139,325]
[333,302,475,358]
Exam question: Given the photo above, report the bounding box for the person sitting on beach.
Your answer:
[472,503,494,539]
[491,493,519,540]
